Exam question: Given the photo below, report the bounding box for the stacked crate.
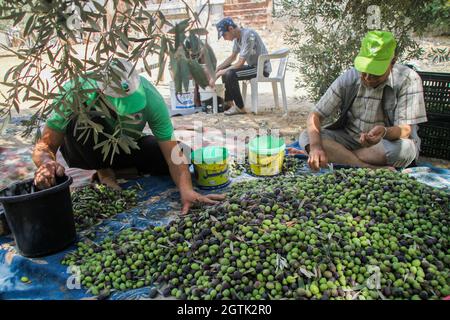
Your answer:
[417,71,450,160]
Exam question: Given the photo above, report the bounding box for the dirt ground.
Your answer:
[1,20,449,184]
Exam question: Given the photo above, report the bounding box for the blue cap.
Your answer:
[216,17,237,39]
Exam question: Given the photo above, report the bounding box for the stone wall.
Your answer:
[223,0,272,30]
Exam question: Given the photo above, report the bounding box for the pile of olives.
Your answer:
[72,184,138,230]
[62,168,449,300]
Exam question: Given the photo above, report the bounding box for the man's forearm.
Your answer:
[385,125,411,140]
[32,142,57,168]
[218,56,236,70]
[307,112,323,150]
[223,56,245,71]
[32,126,65,168]
[159,141,194,193]
[226,61,245,70]
[167,162,193,192]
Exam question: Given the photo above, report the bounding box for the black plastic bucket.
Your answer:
[0,175,76,257]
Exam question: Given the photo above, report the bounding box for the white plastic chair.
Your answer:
[242,48,289,115]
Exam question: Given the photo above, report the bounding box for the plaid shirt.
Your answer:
[314,64,427,141]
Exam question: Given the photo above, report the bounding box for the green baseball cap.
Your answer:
[97,58,147,115]
[354,31,397,76]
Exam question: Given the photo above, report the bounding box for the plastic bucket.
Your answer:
[169,80,195,115]
[192,146,230,189]
[249,135,286,176]
[0,210,10,236]
[199,84,224,101]
[199,84,224,113]
[0,175,76,257]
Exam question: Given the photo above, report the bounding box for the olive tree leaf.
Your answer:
[188,60,208,88]
[82,128,92,145]
[168,18,190,35]
[299,267,314,279]
[180,56,190,93]
[92,0,107,14]
[85,16,102,33]
[117,136,131,154]
[102,142,112,162]
[275,254,288,273]
[202,43,217,77]
[173,19,190,50]
[93,140,109,151]
[0,113,11,135]
[13,11,27,26]
[169,52,181,93]
[156,37,167,84]
[187,32,201,58]
[157,10,173,28]
[23,15,36,38]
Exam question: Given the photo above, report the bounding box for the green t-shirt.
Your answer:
[46,76,174,141]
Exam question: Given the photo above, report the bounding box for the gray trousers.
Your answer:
[299,129,416,168]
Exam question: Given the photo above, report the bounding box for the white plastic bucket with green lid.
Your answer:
[249,135,286,176]
[191,146,230,189]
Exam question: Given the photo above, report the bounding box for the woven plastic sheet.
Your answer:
[1,146,448,300]
[0,176,180,300]
[401,164,450,190]
[0,152,313,300]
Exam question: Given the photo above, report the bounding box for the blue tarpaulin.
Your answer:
[0,153,310,300]
[1,148,448,300]
[0,176,181,300]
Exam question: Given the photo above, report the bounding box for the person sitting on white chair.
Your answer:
[209,17,272,115]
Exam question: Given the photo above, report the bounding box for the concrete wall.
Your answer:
[223,0,272,30]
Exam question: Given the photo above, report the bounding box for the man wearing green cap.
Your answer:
[32,58,224,214]
[299,31,427,170]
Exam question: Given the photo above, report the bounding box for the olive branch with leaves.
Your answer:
[0,0,216,164]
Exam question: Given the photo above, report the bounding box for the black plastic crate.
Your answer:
[420,145,450,160]
[418,121,450,160]
[417,71,450,119]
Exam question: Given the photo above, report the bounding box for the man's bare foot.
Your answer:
[97,168,121,190]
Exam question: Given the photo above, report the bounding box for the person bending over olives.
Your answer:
[32,58,224,214]
[299,31,427,171]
